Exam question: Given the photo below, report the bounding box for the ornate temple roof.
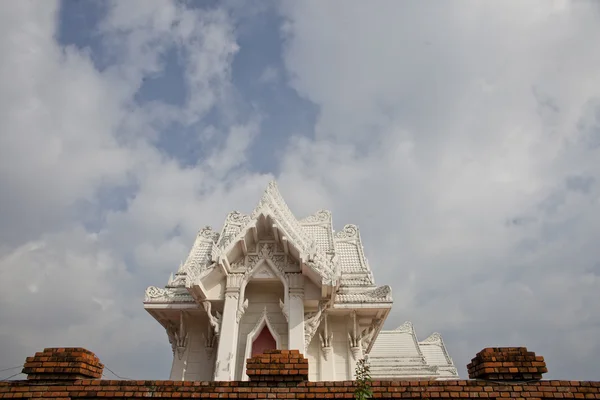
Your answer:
[144,181,392,308]
[143,181,458,381]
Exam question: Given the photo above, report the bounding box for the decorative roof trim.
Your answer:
[217,211,251,249]
[386,321,426,360]
[334,224,359,240]
[178,226,218,277]
[336,285,393,303]
[250,181,315,252]
[144,286,195,304]
[394,321,415,333]
[421,332,442,344]
[333,224,375,285]
[299,209,332,225]
[419,332,455,367]
[219,181,339,285]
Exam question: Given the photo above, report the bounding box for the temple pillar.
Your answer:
[287,273,305,353]
[214,274,243,381]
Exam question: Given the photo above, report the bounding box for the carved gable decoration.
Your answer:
[253,265,276,279]
[215,182,339,285]
[245,243,287,281]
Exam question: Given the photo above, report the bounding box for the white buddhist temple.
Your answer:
[144,181,459,381]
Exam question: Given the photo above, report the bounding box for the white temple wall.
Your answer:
[234,281,288,380]
[306,331,321,381]
[303,277,321,301]
[171,313,215,381]
[329,315,351,381]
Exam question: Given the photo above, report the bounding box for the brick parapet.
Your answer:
[21,348,104,381]
[246,349,309,382]
[468,347,548,381]
[2,347,599,399]
[1,378,600,399]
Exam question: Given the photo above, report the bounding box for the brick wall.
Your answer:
[1,347,599,399]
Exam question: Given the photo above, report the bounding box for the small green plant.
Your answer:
[354,358,373,400]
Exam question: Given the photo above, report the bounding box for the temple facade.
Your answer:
[144,181,458,381]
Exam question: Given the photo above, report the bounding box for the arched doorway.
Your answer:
[243,306,283,380]
[251,325,277,356]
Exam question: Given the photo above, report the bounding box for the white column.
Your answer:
[287,273,305,353]
[214,274,243,381]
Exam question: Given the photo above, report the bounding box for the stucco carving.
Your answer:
[236,298,249,322]
[199,226,219,240]
[359,321,379,350]
[319,313,333,360]
[245,244,288,281]
[304,303,327,349]
[395,321,414,333]
[250,183,314,249]
[335,224,359,240]
[146,286,167,299]
[421,332,442,344]
[249,306,280,341]
[249,182,338,281]
[227,210,251,225]
[201,301,221,364]
[350,346,363,361]
[145,286,194,303]
[305,251,338,283]
[336,285,393,303]
[167,272,186,288]
[300,209,331,224]
[185,263,215,288]
[279,299,289,322]
[166,311,188,360]
[202,301,222,338]
[226,274,244,289]
[217,212,249,248]
[348,310,362,349]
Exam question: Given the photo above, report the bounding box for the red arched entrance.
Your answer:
[251,326,277,356]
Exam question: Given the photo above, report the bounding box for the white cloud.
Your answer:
[0,0,262,379]
[278,0,600,379]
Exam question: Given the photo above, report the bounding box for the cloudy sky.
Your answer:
[1,0,600,381]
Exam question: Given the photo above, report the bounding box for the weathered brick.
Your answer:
[2,347,600,400]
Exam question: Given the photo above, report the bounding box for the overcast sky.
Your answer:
[1,0,600,381]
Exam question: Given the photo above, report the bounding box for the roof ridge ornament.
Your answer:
[395,321,414,333]
[199,226,219,241]
[421,332,443,344]
[300,209,332,224]
[334,224,359,240]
